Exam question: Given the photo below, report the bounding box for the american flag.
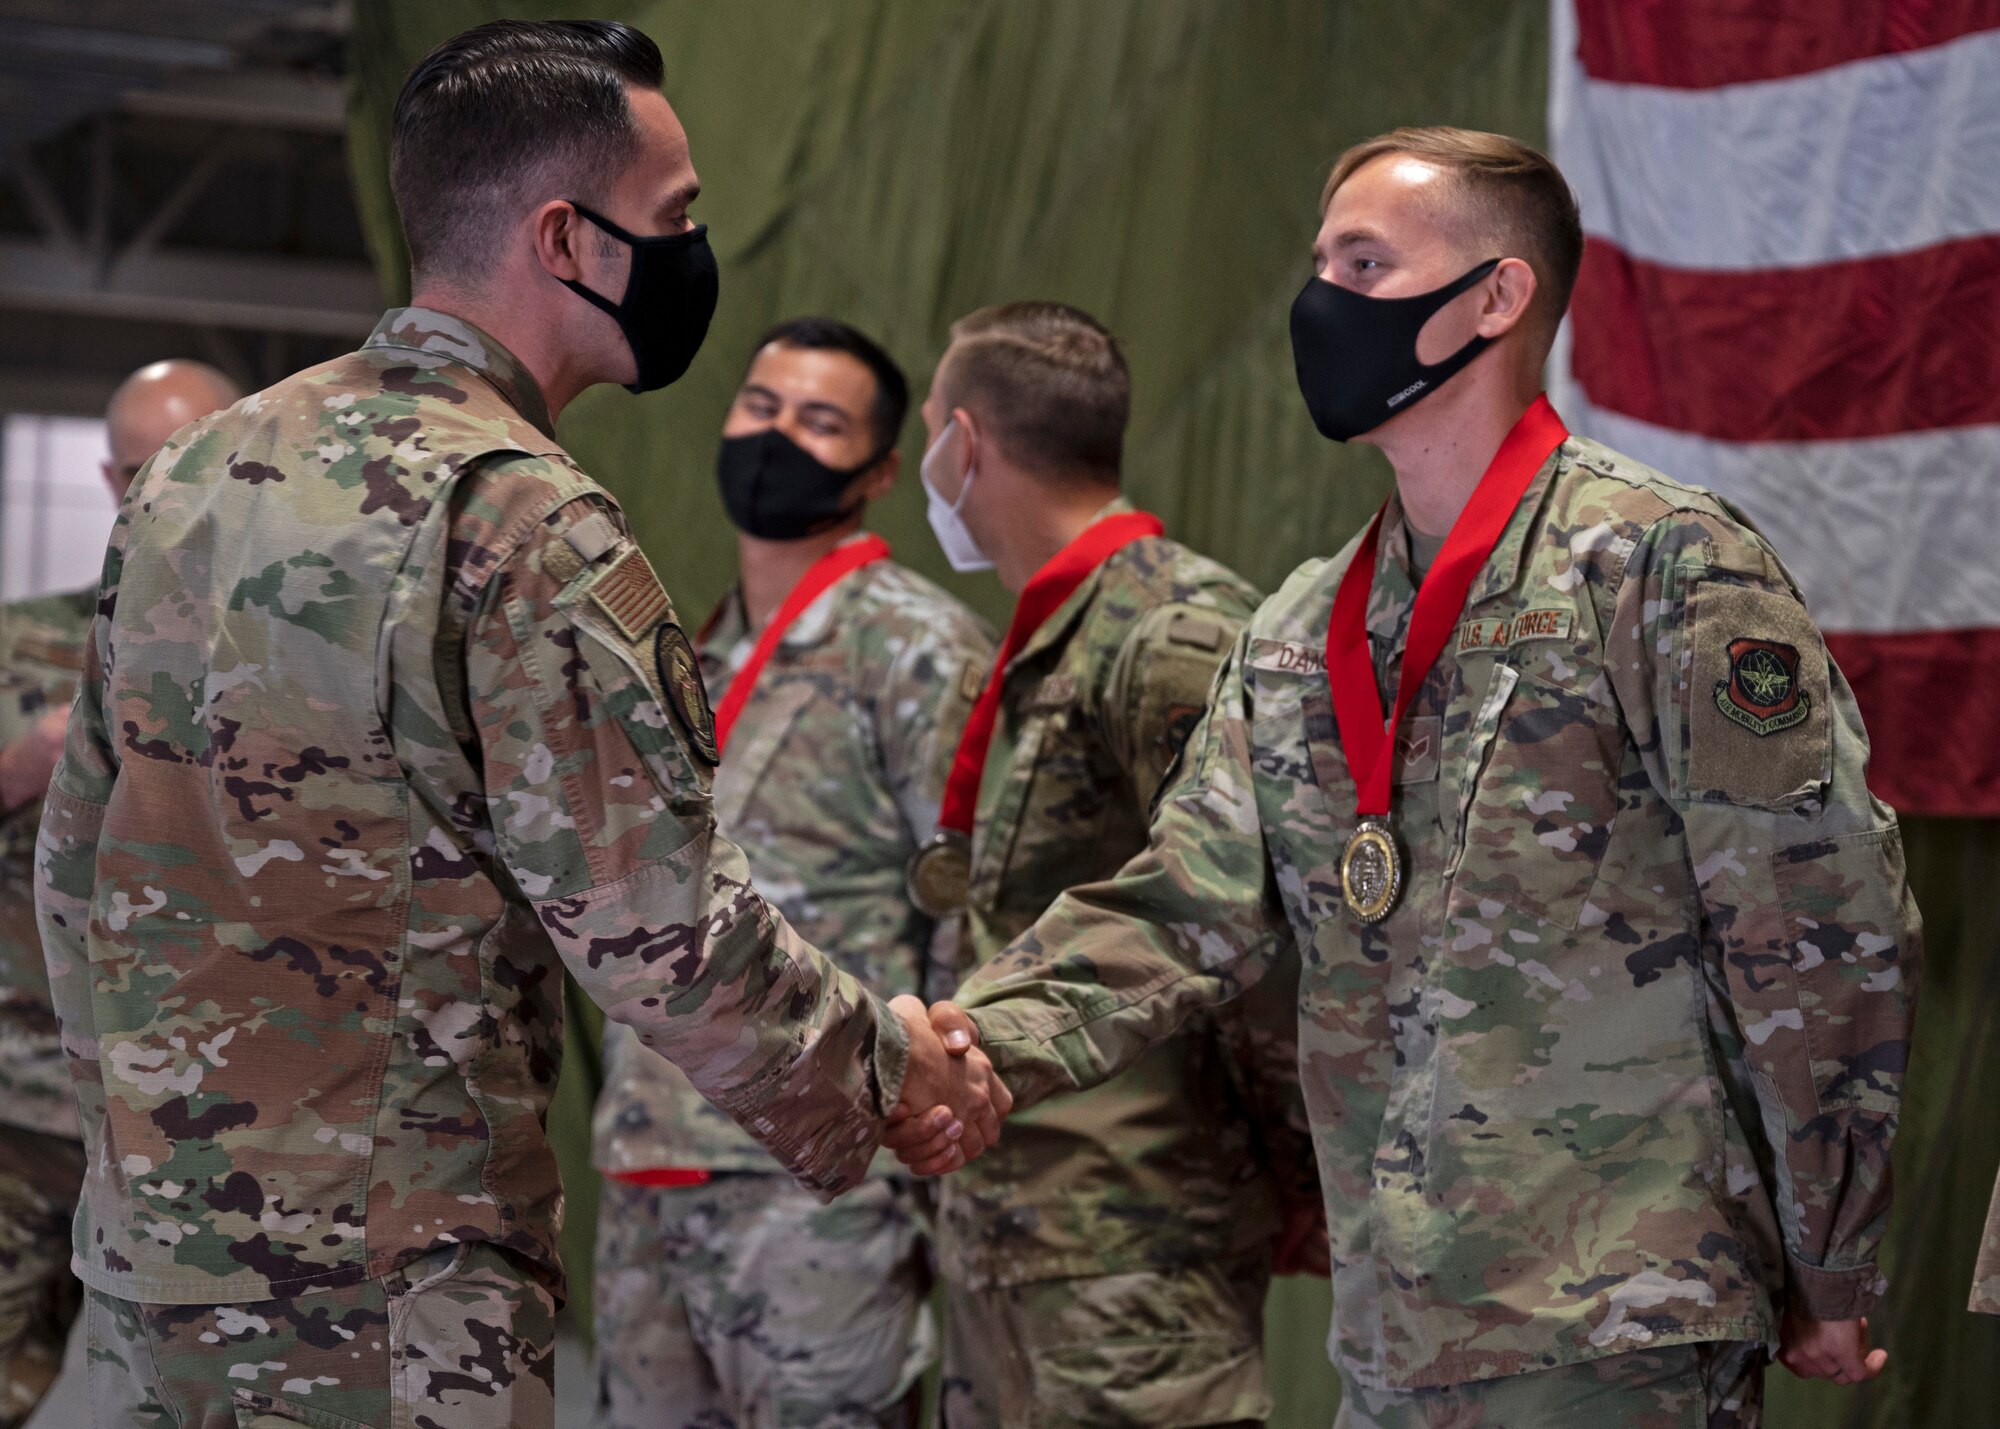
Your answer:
[1551,0,2000,815]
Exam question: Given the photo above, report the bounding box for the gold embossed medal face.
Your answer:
[1339,817,1403,923]
[906,830,972,919]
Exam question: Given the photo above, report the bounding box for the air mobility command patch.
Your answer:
[1688,581,1831,805]
[1715,637,1811,736]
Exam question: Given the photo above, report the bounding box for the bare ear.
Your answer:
[863,448,901,501]
[531,200,588,283]
[1477,257,1540,339]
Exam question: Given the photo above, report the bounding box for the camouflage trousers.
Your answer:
[0,1124,84,1428]
[593,1173,934,1429]
[83,1242,555,1428]
[940,1252,1272,1428]
[1334,1340,1765,1429]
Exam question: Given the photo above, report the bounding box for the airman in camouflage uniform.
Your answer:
[0,358,239,1426]
[913,303,1318,1429]
[0,590,91,1425]
[591,319,994,1428]
[935,132,1918,1428]
[33,22,1005,1427]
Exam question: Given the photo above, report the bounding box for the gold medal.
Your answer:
[907,830,972,919]
[1340,817,1403,923]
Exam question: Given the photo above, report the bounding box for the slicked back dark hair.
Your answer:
[391,20,664,283]
[750,317,911,453]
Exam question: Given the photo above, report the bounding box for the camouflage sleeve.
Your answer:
[34,505,130,1128]
[1975,1174,2000,1314]
[1608,508,1920,1322]
[1102,602,1317,1204]
[459,489,910,1196]
[959,632,1293,1107]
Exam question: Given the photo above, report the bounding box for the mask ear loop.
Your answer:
[1404,258,1504,376]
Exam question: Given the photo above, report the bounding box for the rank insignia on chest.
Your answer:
[1715,637,1810,736]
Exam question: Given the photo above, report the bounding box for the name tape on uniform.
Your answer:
[1248,639,1326,676]
[1455,607,1572,655]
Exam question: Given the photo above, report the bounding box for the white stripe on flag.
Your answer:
[1555,25,2000,271]
[1563,399,2000,635]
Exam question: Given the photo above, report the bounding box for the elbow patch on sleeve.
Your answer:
[1683,579,1832,809]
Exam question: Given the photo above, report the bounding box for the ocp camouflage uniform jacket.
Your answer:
[593,548,993,1174]
[939,500,1318,1290]
[1974,1178,2000,1314]
[32,307,911,1306]
[0,586,92,1140]
[959,437,1920,1389]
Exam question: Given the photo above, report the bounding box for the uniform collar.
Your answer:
[1365,440,1570,645]
[704,532,883,661]
[364,307,555,439]
[1005,495,1135,675]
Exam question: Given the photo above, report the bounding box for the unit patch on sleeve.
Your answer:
[655,622,720,766]
[1686,580,1830,806]
[1714,638,1811,736]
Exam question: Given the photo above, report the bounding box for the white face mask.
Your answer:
[920,417,993,573]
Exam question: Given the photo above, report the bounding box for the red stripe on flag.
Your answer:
[1570,234,2000,443]
[1573,0,2000,88]
[1826,628,2000,816]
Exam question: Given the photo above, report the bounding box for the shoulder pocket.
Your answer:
[1679,578,1831,810]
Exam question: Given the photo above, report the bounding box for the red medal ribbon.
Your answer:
[1324,396,1568,817]
[936,511,1165,834]
[710,533,891,755]
[609,1168,713,1188]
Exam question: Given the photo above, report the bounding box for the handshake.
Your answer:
[881,995,1011,1176]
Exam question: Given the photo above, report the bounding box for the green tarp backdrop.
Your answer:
[347,6,2000,1425]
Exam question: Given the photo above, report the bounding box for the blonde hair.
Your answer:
[1321,126,1584,327]
[941,302,1129,481]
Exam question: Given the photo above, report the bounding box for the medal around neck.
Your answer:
[907,829,972,918]
[1319,396,1570,924]
[1340,817,1403,923]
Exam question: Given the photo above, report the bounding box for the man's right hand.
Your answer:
[881,996,1011,1176]
[0,708,67,814]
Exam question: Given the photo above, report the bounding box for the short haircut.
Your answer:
[940,302,1129,481]
[752,317,910,454]
[391,20,664,284]
[1321,127,1584,333]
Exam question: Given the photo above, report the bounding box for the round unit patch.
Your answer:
[655,622,719,766]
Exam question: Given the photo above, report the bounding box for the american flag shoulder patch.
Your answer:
[590,545,672,641]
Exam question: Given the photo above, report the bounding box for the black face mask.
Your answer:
[715,427,888,540]
[1289,258,1501,441]
[560,201,719,393]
